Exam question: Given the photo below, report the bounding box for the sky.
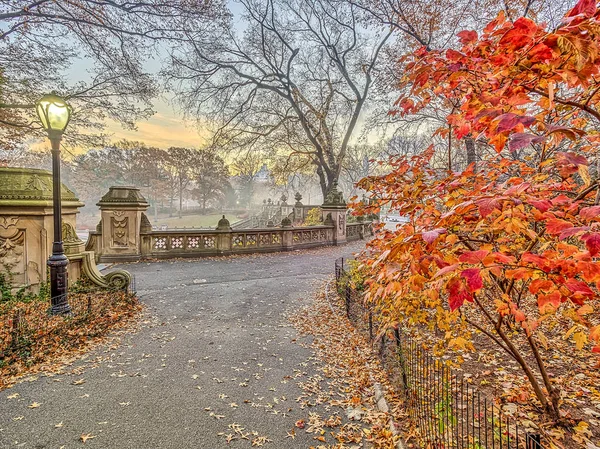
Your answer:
[104,103,209,150]
[100,1,248,150]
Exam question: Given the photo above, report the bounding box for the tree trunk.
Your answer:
[178,178,183,219]
[465,136,477,170]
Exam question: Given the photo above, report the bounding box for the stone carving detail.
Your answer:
[0,216,19,229]
[203,236,215,248]
[113,210,126,217]
[111,217,129,247]
[140,213,152,233]
[233,235,244,247]
[172,237,184,249]
[62,222,81,243]
[338,214,346,233]
[0,230,26,285]
[26,174,50,191]
[154,237,167,249]
[247,234,257,247]
[188,236,200,248]
[323,181,346,206]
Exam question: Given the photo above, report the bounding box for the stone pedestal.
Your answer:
[96,186,149,263]
[321,182,347,246]
[0,167,84,291]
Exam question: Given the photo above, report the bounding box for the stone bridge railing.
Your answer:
[87,185,373,263]
[88,221,374,262]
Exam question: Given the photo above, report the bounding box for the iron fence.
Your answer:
[334,257,545,449]
[0,276,137,366]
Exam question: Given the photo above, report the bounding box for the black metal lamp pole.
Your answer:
[36,93,72,315]
[48,129,70,314]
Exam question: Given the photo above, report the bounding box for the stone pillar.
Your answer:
[281,216,293,250]
[293,192,303,223]
[215,215,232,253]
[321,181,347,246]
[0,167,85,291]
[96,186,149,263]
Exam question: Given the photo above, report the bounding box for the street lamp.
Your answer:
[36,93,72,315]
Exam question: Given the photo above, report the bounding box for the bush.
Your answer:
[303,207,322,226]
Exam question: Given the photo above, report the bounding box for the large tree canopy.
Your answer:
[168,0,393,198]
[0,0,226,149]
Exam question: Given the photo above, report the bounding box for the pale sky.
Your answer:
[105,107,209,149]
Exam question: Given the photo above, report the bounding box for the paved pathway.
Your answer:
[0,243,364,449]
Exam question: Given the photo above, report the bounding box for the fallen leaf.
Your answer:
[80,433,96,443]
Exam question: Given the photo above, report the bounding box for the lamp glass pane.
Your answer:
[36,96,71,132]
[35,102,50,130]
[46,102,70,131]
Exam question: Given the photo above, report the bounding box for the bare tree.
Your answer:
[0,0,225,150]
[168,0,393,199]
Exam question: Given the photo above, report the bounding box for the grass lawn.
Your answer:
[150,213,240,229]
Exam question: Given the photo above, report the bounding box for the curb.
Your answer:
[325,277,405,449]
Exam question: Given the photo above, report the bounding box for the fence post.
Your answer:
[526,433,541,449]
[345,284,351,317]
[394,327,409,394]
[10,310,21,350]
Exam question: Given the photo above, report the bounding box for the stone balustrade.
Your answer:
[126,225,336,260]
[86,185,373,263]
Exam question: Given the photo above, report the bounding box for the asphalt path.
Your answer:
[0,243,364,449]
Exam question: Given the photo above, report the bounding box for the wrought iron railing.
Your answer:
[333,258,545,449]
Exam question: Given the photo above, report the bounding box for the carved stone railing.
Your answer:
[88,185,372,263]
[346,222,373,242]
[137,225,336,259]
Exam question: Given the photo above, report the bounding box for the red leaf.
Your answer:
[446,49,463,61]
[446,277,472,311]
[529,279,554,294]
[459,250,490,264]
[581,233,600,256]
[580,206,600,220]
[422,228,447,244]
[509,133,544,152]
[491,252,516,264]
[558,151,588,166]
[564,279,595,297]
[495,113,535,132]
[568,0,597,17]
[434,263,459,278]
[545,217,573,235]
[538,291,562,311]
[528,200,552,212]
[559,226,588,240]
[476,197,503,217]
[461,268,483,291]
[457,30,478,45]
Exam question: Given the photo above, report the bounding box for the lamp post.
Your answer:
[35,93,72,315]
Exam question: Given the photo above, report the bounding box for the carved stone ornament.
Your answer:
[338,214,346,232]
[26,174,50,191]
[111,217,129,246]
[0,230,26,285]
[323,181,346,206]
[0,216,19,230]
[140,213,152,233]
[62,222,82,244]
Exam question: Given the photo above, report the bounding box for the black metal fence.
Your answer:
[334,257,545,449]
[1,276,137,367]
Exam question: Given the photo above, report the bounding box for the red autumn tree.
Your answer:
[356,0,600,426]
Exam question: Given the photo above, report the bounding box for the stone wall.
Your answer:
[0,168,131,292]
[88,186,373,263]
